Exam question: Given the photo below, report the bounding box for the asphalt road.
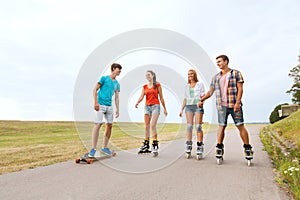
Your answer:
[0,125,291,200]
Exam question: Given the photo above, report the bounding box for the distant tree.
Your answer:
[269,103,288,124]
[286,54,300,104]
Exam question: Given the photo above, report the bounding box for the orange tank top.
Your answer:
[143,83,160,105]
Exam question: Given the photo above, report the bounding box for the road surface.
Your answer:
[0,126,291,200]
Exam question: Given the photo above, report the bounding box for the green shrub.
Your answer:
[269,103,288,124]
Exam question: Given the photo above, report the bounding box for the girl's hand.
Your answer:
[164,109,168,116]
[179,111,183,117]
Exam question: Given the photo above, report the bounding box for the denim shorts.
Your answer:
[218,106,244,126]
[185,105,204,113]
[144,104,160,115]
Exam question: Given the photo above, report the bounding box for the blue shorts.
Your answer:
[185,105,204,113]
[218,106,244,126]
[144,104,160,115]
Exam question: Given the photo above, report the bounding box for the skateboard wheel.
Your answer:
[112,152,117,156]
[75,158,80,164]
[87,159,93,164]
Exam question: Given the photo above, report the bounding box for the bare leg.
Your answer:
[150,113,160,140]
[236,124,250,144]
[185,112,194,141]
[217,125,226,144]
[144,114,151,140]
[92,123,102,149]
[102,123,112,148]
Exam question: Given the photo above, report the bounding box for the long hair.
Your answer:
[147,70,157,89]
[188,69,199,84]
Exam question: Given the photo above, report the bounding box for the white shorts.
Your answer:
[94,105,114,124]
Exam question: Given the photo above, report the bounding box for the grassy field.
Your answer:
[0,121,220,175]
[260,110,300,199]
[0,121,85,174]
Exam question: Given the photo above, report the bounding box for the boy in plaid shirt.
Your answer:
[198,55,253,161]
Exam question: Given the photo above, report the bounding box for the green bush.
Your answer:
[269,103,288,124]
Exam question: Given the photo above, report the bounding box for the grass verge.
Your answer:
[260,110,300,199]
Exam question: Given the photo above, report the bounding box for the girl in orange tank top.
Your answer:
[135,70,168,156]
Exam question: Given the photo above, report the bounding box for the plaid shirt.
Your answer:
[210,69,244,110]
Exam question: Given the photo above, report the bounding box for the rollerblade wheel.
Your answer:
[217,158,223,165]
[196,154,202,160]
[247,159,251,166]
[186,153,191,159]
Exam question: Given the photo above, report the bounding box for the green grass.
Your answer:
[0,121,86,174]
[271,110,300,147]
[260,110,300,199]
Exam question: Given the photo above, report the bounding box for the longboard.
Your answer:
[75,151,116,164]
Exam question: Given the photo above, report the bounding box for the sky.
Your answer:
[0,0,300,123]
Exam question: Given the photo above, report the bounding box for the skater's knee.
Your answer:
[195,124,202,132]
[186,124,193,132]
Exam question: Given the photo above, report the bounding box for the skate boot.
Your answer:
[244,144,254,166]
[196,142,204,160]
[152,140,159,157]
[186,141,193,159]
[138,139,151,154]
[216,143,224,165]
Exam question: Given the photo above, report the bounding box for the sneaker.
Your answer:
[88,148,96,157]
[101,147,112,156]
